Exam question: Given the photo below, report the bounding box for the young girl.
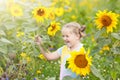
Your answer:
[35,22,86,80]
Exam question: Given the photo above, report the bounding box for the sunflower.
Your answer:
[47,21,60,36]
[55,7,64,17]
[95,10,119,33]
[32,7,48,22]
[10,4,23,17]
[67,47,92,76]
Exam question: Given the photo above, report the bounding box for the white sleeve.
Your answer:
[56,46,64,56]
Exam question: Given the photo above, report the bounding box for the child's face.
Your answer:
[62,28,80,48]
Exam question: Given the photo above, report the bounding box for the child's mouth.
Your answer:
[65,41,71,46]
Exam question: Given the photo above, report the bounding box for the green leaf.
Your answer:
[0,37,13,44]
[4,22,17,30]
[110,71,117,80]
[25,27,39,33]
[0,46,7,54]
[111,33,120,40]
[111,47,120,54]
[0,30,6,36]
[94,28,105,40]
[97,38,111,47]
[48,77,55,80]
[65,61,69,68]
[0,66,4,76]
[91,65,104,80]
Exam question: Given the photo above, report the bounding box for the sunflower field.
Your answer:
[0,0,120,80]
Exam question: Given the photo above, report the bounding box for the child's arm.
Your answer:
[35,36,60,60]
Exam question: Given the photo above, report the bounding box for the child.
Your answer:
[35,22,86,80]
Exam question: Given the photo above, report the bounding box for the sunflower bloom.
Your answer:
[55,7,64,17]
[102,45,110,51]
[32,7,48,22]
[36,70,41,74]
[20,52,26,58]
[47,21,60,36]
[95,10,119,33]
[67,47,92,76]
[10,4,23,17]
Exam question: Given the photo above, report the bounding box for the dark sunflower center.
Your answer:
[37,9,45,16]
[51,24,56,31]
[14,10,19,13]
[101,15,112,26]
[74,54,88,68]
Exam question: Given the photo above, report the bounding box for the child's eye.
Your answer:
[62,35,69,38]
[62,35,64,37]
[66,35,69,37]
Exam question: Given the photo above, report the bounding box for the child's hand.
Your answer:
[35,35,42,45]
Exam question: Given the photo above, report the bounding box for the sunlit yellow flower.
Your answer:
[10,4,23,17]
[32,7,48,22]
[71,15,77,20]
[48,8,56,20]
[55,7,64,17]
[49,12,55,20]
[99,50,103,54]
[95,10,119,33]
[67,47,92,76]
[102,45,110,51]
[26,57,31,62]
[47,21,60,36]
[16,31,24,37]
[20,52,26,58]
[36,70,41,74]
[38,54,46,60]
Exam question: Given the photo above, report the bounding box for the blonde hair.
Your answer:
[62,22,86,37]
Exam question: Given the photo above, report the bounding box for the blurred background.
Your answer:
[0,0,120,80]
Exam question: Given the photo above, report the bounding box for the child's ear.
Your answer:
[76,34,80,39]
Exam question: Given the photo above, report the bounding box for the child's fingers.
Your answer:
[35,35,39,39]
[34,35,42,44]
[35,35,40,41]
